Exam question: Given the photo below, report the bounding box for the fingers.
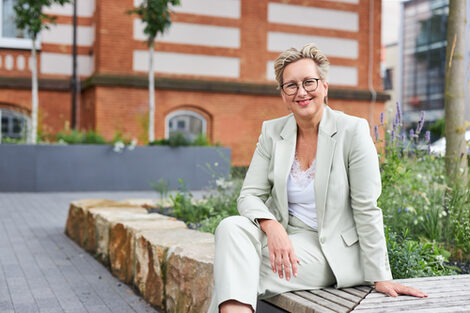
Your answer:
[396,285,428,298]
[289,252,299,278]
[270,250,298,280]
[375,281,428,298]
[283,252,291,280]
[276,255,284,279]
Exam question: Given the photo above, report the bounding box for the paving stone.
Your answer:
[0,192,172,313]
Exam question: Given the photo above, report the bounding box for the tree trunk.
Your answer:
[31,37,39,144]
[444,0,468,186]
[148,44,155,143]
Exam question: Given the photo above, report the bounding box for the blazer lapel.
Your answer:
[273,115,297,223]
[315,106,337,231]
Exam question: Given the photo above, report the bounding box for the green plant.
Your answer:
[55,129,108,144]
[386,228,458,279]
[376,103,470,261]
[429,118,445,138]
[168,132,190,147]
[192,133,210,146]
[151,178,170,208]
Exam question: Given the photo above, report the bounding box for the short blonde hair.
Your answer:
[274,43,330,88]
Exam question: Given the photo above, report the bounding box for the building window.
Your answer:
[0,108,28,140]
[0,0,38,49]
[165,110,207,142]
[383,68,393,90]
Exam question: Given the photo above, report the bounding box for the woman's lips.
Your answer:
[296,98,313,106]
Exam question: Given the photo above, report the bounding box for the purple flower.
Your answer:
[374,125,379,141]
[398,208,402,213]
[380,112,384,125]
[391,130,395,143]
[425,130,431,143]
[416,111,425,134]
[410,129,415,139]
[396,102,402,125]
[404,208,409,212]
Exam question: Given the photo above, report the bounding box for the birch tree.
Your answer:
[14,0,70,143]
[128,0,180,143]
[444,0,468,186]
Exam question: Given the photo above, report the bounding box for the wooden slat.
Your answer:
[393,274,470,284]
[363,289,470,302]
[354,286,373,293]
[265,292,338,313]
[294,291,350,313]
[361,290,470,305]
[309,289,357,309]
[353,299,470,312]
[356,294,470,309]
[341,287,368,298]
[323,288,363,303]
[353,275,470,313]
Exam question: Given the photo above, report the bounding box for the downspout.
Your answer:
[368,0,377,124]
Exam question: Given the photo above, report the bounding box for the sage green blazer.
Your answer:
[237,106,393,288]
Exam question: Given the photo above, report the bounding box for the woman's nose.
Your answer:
[297,84,308,96]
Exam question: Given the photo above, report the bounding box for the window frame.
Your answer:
[0,108,30,140]
[164,110,207,140]
[0,0,41,50]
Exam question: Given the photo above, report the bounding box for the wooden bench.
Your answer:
[258,274,470,313]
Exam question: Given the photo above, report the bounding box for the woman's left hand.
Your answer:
[375,281,428,298]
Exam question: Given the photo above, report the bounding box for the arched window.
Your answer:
[0,108,29,140]
[165,110,207,142]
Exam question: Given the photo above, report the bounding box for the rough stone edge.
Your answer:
[64,198,215,313]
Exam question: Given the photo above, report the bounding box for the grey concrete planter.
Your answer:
[0,144,231,192]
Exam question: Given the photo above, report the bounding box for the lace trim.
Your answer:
[290,155,316,188]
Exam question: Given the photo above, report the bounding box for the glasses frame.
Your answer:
[280,78,321,96]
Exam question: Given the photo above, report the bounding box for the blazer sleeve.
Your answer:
[348,119,393,283]
[237,121,277,226]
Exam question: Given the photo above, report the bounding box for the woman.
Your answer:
[208,43,427,313]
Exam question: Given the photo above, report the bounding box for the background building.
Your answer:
[393,0,470,130]
[0,0,387,166]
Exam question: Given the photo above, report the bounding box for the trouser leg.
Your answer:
[208,215,265,313]
[258,218,336,299]
[208,215,336,313]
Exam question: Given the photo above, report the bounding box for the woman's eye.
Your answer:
[304,80,315,86]
[286,83,296,88]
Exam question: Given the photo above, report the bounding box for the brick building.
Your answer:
[0,0,387,166]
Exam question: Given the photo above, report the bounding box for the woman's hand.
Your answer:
[375,281,428,298]
[259,219,299,281]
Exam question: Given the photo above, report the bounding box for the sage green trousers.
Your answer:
[207,215,336,313]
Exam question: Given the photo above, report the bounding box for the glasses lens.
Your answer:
[282,83,298,95]
[303,79,318,92]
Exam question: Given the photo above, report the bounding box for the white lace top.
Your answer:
[287,156,318,229]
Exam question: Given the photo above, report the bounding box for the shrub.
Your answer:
[386,228,458,278]
[56,129,108,144]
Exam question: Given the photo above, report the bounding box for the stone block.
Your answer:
[65,199,143,250]
[89,208,153,265]
[165,241,214,313]
[109,217,186,284]
[134,228,214,310]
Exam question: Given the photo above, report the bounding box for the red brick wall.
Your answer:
[0,88,70,135]
[85,86,383,166]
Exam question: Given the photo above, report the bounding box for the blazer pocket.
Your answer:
[341,227,359,247]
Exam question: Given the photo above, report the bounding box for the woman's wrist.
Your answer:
[258,219,278,234]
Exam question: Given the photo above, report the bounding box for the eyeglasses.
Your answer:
[280,78,320,96]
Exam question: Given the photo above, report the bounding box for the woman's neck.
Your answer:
[295,107,324,138]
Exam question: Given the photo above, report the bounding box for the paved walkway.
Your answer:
[0,191,204,313]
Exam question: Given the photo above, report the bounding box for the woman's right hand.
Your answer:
[259,219,299,281]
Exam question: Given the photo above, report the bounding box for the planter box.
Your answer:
[0,144,231,192]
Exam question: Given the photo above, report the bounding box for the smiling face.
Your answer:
[281,58,328,124]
